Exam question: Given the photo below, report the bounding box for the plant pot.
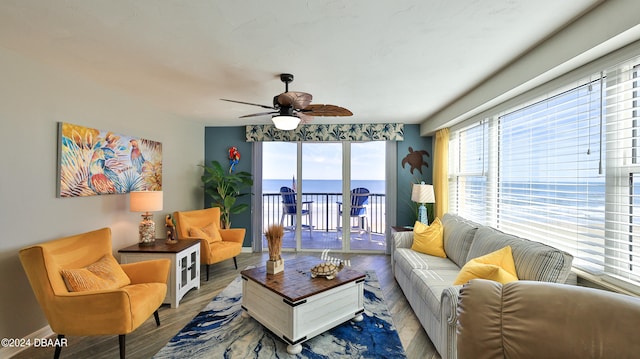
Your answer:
[266,259,284,274]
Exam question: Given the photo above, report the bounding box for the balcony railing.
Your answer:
[262,192,386,234]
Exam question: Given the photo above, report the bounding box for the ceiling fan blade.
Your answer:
[297,112,314,124]
[301,104,353,117]
[239,111,278,118]
[221,98,275,110]
[277,92,312,109]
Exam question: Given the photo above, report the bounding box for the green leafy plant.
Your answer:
[200,160,253,229]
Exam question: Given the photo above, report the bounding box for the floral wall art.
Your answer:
[57,122,162,197]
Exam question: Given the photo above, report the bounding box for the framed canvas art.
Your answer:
[57,122,162,197]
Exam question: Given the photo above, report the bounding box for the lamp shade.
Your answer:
[272,115,300,130]
[411,183,435,204]
[129,191,163,213]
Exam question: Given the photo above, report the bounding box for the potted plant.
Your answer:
[200,160,253,229]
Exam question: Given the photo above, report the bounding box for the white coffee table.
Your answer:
[241,257,365,354]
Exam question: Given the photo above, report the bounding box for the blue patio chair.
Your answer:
[279,186,313,236]
[337,187,371,240]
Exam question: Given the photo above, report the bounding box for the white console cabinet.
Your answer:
[119,239,200,308]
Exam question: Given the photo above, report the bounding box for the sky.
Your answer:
[262,141,386,180]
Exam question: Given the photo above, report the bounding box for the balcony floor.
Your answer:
[262,228,387,251]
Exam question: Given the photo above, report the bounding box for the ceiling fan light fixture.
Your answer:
[222,72,352,123]
[272,115,300,130]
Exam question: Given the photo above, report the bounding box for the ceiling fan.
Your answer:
[221,73,353,130]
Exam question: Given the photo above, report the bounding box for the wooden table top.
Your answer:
[241,256,365,303]
[391,225,414,232]
[118,239,200,254]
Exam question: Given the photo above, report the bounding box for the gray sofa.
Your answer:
[391,213,575,359]
[456,279,640,359]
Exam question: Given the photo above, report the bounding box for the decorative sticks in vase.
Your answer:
[265,224,284,274]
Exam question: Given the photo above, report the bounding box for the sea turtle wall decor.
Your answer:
[401,146,430,174]
[310,261,345,280]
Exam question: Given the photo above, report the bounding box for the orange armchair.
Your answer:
[19,228,170,359]
[173,207,245,281]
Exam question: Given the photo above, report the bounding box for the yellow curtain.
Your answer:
[434,128,449,218]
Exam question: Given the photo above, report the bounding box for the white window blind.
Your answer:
[449,121,490,224]
[604,59,640,288]
[497,79,606,273]
[449,52,640,292]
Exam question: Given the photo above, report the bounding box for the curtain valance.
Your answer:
[245,123,404,142]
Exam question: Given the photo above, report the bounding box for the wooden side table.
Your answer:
[391,225,414,232]
[118,239,201,308]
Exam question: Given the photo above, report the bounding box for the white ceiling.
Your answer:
[0,0,602,126]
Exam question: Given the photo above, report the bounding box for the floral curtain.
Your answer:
[246,123,404,142]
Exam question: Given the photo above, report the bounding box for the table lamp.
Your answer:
[130,191,163,246]
[411,182,435,225]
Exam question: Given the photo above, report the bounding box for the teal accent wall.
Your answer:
[396,124,434,227]
[204,127,253,247]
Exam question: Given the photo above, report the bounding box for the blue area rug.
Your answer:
[154,270,406,358]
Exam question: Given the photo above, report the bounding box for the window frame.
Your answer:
[449,58,640,294]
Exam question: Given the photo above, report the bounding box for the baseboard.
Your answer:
[0,325,54,358]
[241,246,253,253]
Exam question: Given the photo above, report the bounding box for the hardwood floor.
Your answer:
[13,252,440,359]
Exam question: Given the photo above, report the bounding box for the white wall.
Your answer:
[0,46,205,341]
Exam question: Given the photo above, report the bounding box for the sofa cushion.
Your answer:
[412,219,446,258]
[441,213,479,267]
[394,248,455,276]
[454,246,518,285]
[467,227,572,282]
[412,267,461,318]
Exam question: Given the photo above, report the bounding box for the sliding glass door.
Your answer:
[261,141,386,252]
[349,142,386,250]
[301,142,342,250]
[262,142,297,250]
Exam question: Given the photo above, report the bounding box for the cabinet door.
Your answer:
[190,250,198,281]
[180,255,188,289]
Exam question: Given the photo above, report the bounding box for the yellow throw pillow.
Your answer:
[189,223,222,244]
[189,227,210,241]
[60,255,131,292]
[411,218,446,258]
[454,246,519,285]
[201,222,223,243]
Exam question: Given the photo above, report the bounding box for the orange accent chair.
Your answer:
[19,227,170,359]
[173,207,245,280]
